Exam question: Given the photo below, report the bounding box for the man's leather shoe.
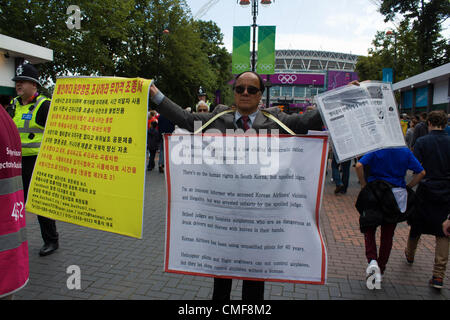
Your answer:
[334,185,344,194]
[39,242,59,256]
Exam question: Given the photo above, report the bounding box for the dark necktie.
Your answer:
[240,115,250,130]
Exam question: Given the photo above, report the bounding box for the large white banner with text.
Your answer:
[164,134,328,284]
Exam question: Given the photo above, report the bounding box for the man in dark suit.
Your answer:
[150,72,322,135]
[149,71,323,300]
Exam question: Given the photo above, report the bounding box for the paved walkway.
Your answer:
[14,160,449,300]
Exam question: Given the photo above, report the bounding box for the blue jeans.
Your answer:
[331,157,351,192]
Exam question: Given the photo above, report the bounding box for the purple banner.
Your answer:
[327,71,359,90]
[263,74,324,86]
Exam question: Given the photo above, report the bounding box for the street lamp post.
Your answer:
[265,78,272,108]
[251,0,258,71]
[239,0,274,71]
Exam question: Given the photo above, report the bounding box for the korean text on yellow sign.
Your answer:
[26,77,152,238]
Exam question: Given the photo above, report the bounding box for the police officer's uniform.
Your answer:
[9,64,59,256]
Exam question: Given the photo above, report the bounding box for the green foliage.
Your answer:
[356,0,449,81]
[0,0,233,107]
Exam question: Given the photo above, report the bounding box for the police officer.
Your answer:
[8,63,59,256]
[196,86,211,110]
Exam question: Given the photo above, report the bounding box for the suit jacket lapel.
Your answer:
[222,111,237,130]
[252,110,268,129]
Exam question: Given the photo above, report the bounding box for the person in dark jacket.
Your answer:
[156,114,174,173]
[410,112,428,150]
[355,147,425,289]
[147,121,162,171]
[405,110,450,289]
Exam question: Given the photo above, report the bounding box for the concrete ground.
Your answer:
[14,159,449,300]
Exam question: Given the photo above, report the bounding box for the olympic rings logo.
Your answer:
[258,64,274,72]
[233,63,250,71]
[277,74,298,84]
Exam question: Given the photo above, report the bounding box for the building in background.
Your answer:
[0,34,53,105]
[259,49,359,113]
[393,62,450,114]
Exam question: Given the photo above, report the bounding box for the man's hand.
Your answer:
[150,83,159,98]
[354,162,366,188]
[443,219,450,237]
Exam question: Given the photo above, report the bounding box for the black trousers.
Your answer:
[23,156,59,244]
[213,278,264,300]
[147,148,157,170]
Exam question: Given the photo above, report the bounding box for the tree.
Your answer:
[356,1,449,81]
[356,20,420,81]
[379,0,450,71]
[193,20,233,105]
[0,0,233,107]
[0,0,135,85]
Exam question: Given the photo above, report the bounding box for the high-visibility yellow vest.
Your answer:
[11,95,49,156]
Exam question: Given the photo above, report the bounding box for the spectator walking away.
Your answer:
[405,115,419,149]
[355,147,425,289]
[147,121,162,171]
[149,71,323,300]
[400,113,409,136]
[0,105,28,300]
[410,112,428,149]
[405,110,450,289]
[7,63,59,256]
[331,152,351,195]
[156,114,174,173]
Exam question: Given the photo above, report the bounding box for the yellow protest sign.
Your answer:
[26,77,152,239]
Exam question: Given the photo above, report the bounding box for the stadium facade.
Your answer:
[259,49,360,113]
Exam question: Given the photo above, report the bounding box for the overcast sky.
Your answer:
[185,0,449,56]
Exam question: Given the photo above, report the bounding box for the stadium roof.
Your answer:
[274,49,360,72]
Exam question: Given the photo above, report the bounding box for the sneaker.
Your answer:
[429,276,443,289]
[404,250,414,265]
[366,260,382,290]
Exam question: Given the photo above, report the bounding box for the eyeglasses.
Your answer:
[197,109,208,113]
[234,85,260,95]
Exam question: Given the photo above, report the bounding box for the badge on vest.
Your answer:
[22,113,33,120]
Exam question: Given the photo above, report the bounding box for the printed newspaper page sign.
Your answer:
[315,81,405,162]
[164,134,328,284]
[26,77,152,239]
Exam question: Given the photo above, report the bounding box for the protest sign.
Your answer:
[164,134,328,284]
[315,81,405,162]
[26,77,152,239]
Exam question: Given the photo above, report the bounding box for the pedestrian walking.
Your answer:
[147,121,162,171]
[405,115,419,149]
[355,147,425,289]
[405,110,450,289]
[156,114,174,173]
[331,152,351,195]
[410,112,428,149]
